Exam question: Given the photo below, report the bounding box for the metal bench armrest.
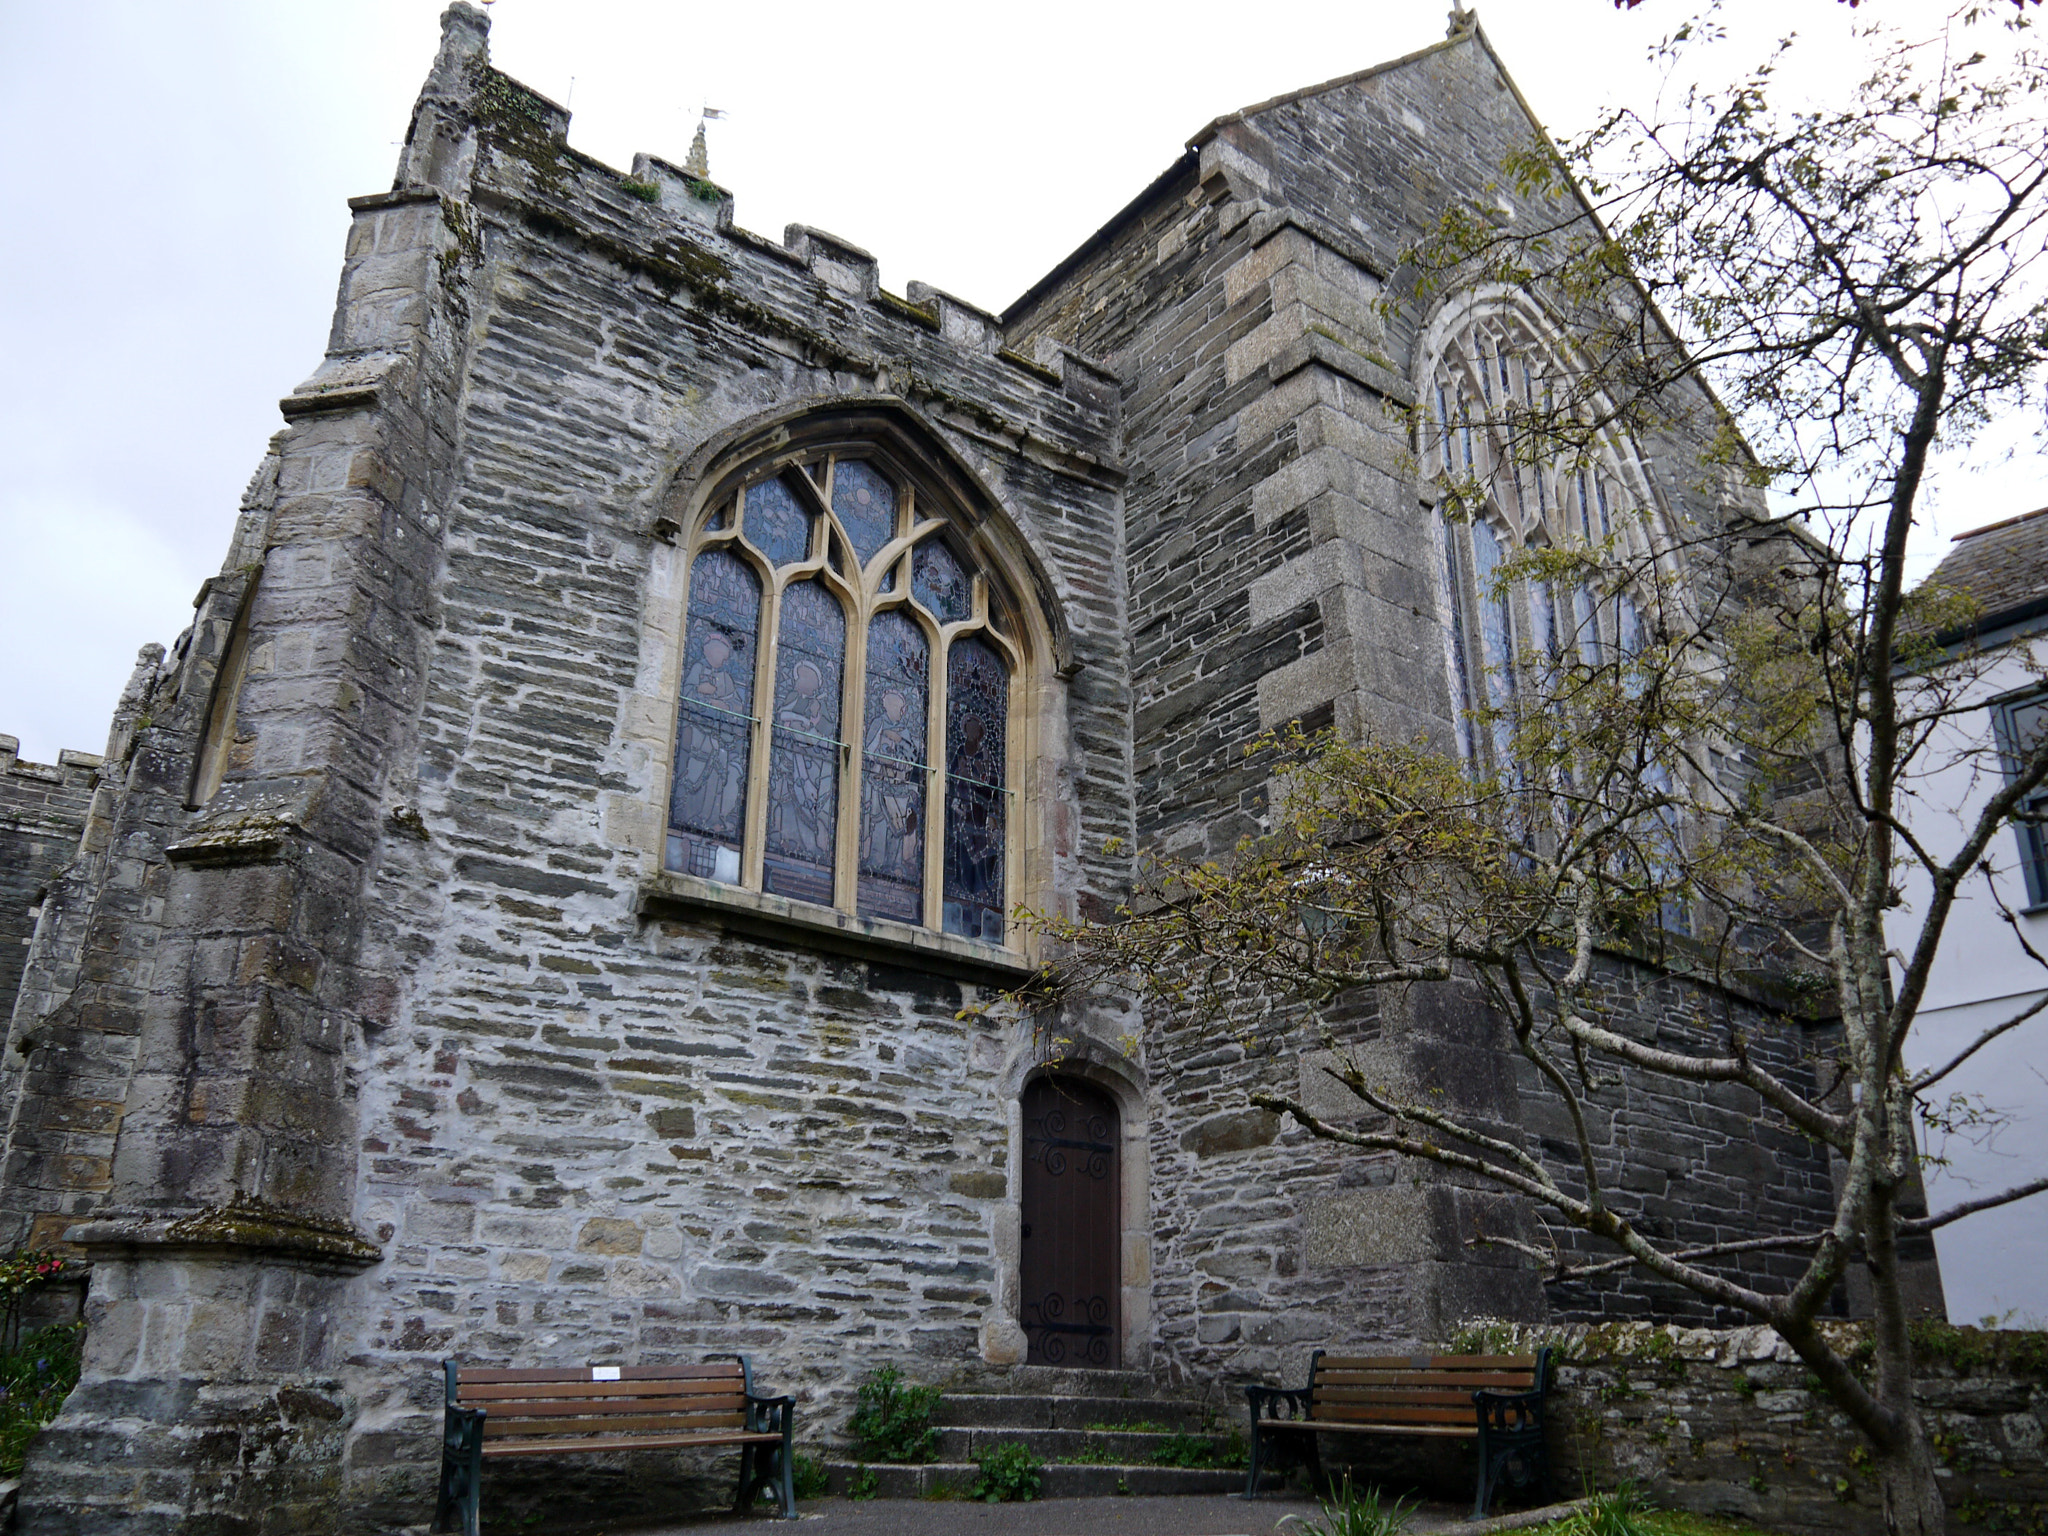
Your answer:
[744,1393,796,1434]
[1246,1384,1312,1422]
[1471,1386,1546,1433]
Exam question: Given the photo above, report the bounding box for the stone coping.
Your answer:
[637,871,1036,987]
[65,1197,383,1271]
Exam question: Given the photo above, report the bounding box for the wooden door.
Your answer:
[1019,1076,1120,1368]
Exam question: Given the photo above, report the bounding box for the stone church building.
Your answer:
[0,6,1863,1530]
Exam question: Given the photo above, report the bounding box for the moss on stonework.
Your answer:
[509,201,878,379]
[472,66,575,203]
[1449,1316,2048,1383]
[165,1194,382,1264]
[438,199,485,285]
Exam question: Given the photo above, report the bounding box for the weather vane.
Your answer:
[687,104,726,179]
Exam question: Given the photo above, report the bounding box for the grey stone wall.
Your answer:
[0,738,98,1033]
[1542,1322,2044,1536]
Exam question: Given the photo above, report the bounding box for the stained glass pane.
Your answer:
[944,636,1007,942]
[743,475,813,568]
[669,548,759,882]
[1436,509,1474,764]
[913,538,971,623]
[763,581,845,905]
[858,610,928,922]
[1472,519,1516,771]
[833,460,898,569]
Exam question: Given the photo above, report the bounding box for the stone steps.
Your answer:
[933,1393,1220,1433]
[934,1425,1242,1463]
[823,1379,1267,1501]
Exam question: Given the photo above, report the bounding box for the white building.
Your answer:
[1896,504,2048,1328]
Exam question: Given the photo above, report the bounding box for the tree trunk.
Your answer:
[1874,1420,1946,1536]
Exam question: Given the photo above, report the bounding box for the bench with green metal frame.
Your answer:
[433,1356,797,1534]
[1243,1349,1553,1516]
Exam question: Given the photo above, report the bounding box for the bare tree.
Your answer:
[1015,14,2048,1534]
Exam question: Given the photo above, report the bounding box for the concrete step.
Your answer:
[819,1461,1274,1499]
[933,1426,1246,1464]
[932,1393,1222,1432]
[958,1366,1163,1400]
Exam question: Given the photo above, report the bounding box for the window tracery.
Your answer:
[1421,302,1663,774]
[1422,297,1692,931]
[666,449,1019,944]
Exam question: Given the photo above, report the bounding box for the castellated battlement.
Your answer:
[0,736,100,1028]
[359,1,1117,435]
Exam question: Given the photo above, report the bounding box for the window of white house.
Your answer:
[1995,692,2048,908]
[667,450,1020,943]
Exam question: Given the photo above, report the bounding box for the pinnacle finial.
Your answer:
[685,122,710,179]
[1448,4,1476,36]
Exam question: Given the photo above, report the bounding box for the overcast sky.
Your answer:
[2,0,2042,765]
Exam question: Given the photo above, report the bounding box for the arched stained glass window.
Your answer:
[944,636,1007,941]
[859,610,929,922]
[764,580,844,904]
[1421,300,1662,773]
[669,548,760,883]
[664,446,1020,944]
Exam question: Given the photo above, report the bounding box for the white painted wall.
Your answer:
[1892,635,2048,1326]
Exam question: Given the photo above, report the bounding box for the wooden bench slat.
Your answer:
[1263,1420,1478,1438]
[458,1381,743,1404]
[1318,1384,1531,1392]
[1313,1404,1480,1426]
[480,1431,782,1458]
[485,1413,746,1437]
[463,1395,749,1420]
[462,1390,746,1412]
[1317,1354,1536,1369]
[1313,1387,1502,1407]
[458,1364,742,1385]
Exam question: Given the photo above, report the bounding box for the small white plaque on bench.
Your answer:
[591,1366,621,1381]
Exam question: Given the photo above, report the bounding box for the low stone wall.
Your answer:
[1482,1321,2047,1535]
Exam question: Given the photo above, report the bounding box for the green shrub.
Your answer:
[847,1464,879,1500]
[790,1452,829,1500]
[1281,1474,1415,1536]
[619,178,661,202]
[0,1251,67,1352]
[969,1441,1042,1503]
[1560,1484,1657,1536]
[0,1322,84,1476]
[848,1366,942,1463]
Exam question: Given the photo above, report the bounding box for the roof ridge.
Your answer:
[1186,28,1473,150]
[1951,504,2048,542]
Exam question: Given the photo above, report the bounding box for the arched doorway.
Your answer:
[1019,1075,1121,1368]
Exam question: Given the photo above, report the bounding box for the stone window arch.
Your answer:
[660,414,1040,945]
[1418,290,1672,771]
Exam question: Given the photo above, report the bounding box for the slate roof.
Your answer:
[1925,505,2048,631]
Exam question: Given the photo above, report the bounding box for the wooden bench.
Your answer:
[432,1356,797,1535]
[1243,1349,1552,1516]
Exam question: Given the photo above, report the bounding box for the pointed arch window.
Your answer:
[1422,305,1664,774]
[666,450,1020,943]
